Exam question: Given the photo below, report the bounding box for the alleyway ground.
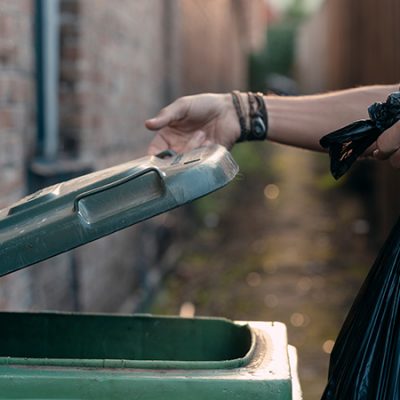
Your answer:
[151,142,380,400]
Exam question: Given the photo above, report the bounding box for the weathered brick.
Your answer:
[0,14,14,37]
[60,0,80,15]
[0,39,17,65]
[61,43,80,62]
[0,106,13,129]
[0,0,35,309]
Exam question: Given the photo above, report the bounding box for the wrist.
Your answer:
[230,91,268,142]
[222,92,243,143]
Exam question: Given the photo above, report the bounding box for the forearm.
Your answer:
[266,84,399,151]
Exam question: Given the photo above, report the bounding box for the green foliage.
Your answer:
[314,172,345,191]
[231,143,266,175]
[267,22,297,76]
[287,0,307,19]
[249,0,307,91]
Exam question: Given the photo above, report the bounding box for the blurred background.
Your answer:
[0,0,399,399]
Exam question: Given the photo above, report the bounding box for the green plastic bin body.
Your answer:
[0,146,302,399]
[0,313,301,400]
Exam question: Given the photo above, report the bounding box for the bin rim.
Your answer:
[0,311,257,370]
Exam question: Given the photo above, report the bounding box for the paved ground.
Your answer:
[151,142,379,400]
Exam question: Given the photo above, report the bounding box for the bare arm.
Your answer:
[146,84,400,167]
[267,84,399,151]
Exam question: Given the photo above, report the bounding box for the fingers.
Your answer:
[145,98,188,131]
[147,134,169,156]
[363,142,377,157]
[147,130,207,155]
[182,130,206,152]
[374,124,400,160]
[372,123,400,168]
[389,149,400,168]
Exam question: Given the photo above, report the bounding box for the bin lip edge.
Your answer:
[0,312,257,370]
[0,310,242,324]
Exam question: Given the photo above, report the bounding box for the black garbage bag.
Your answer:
[319,91,400,400]
[320,91,400,179]
[320,219,400,399]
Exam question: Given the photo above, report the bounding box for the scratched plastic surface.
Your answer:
[0,145,238,276]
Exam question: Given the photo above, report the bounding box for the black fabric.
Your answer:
[319,91,400,399]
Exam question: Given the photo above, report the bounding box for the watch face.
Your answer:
[252,116,266,138]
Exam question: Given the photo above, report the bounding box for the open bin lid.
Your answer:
[0,145,238,276]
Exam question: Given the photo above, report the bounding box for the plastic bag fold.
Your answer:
[320,91,400,399]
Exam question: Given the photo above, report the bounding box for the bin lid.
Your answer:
[0,145,238,276]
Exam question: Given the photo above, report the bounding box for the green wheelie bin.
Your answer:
[0,145,302,399]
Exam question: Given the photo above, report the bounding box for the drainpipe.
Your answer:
[35,0,60,160]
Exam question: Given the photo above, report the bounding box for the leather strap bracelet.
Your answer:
[231,90,248,142]
[231,90,268,142]
[248,92,268,141]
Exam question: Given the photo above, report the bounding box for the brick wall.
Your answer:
[0,0,34,209]
[0,0,268,312]
[0,0,35,309]
[73,0,167,165]
[32,0,172,312]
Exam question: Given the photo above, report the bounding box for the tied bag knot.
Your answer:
[320,91,400,179]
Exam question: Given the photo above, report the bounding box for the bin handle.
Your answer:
[73,167,166,212]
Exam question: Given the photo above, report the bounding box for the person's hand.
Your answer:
[373,122,400,168]
[145,93,240,155]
